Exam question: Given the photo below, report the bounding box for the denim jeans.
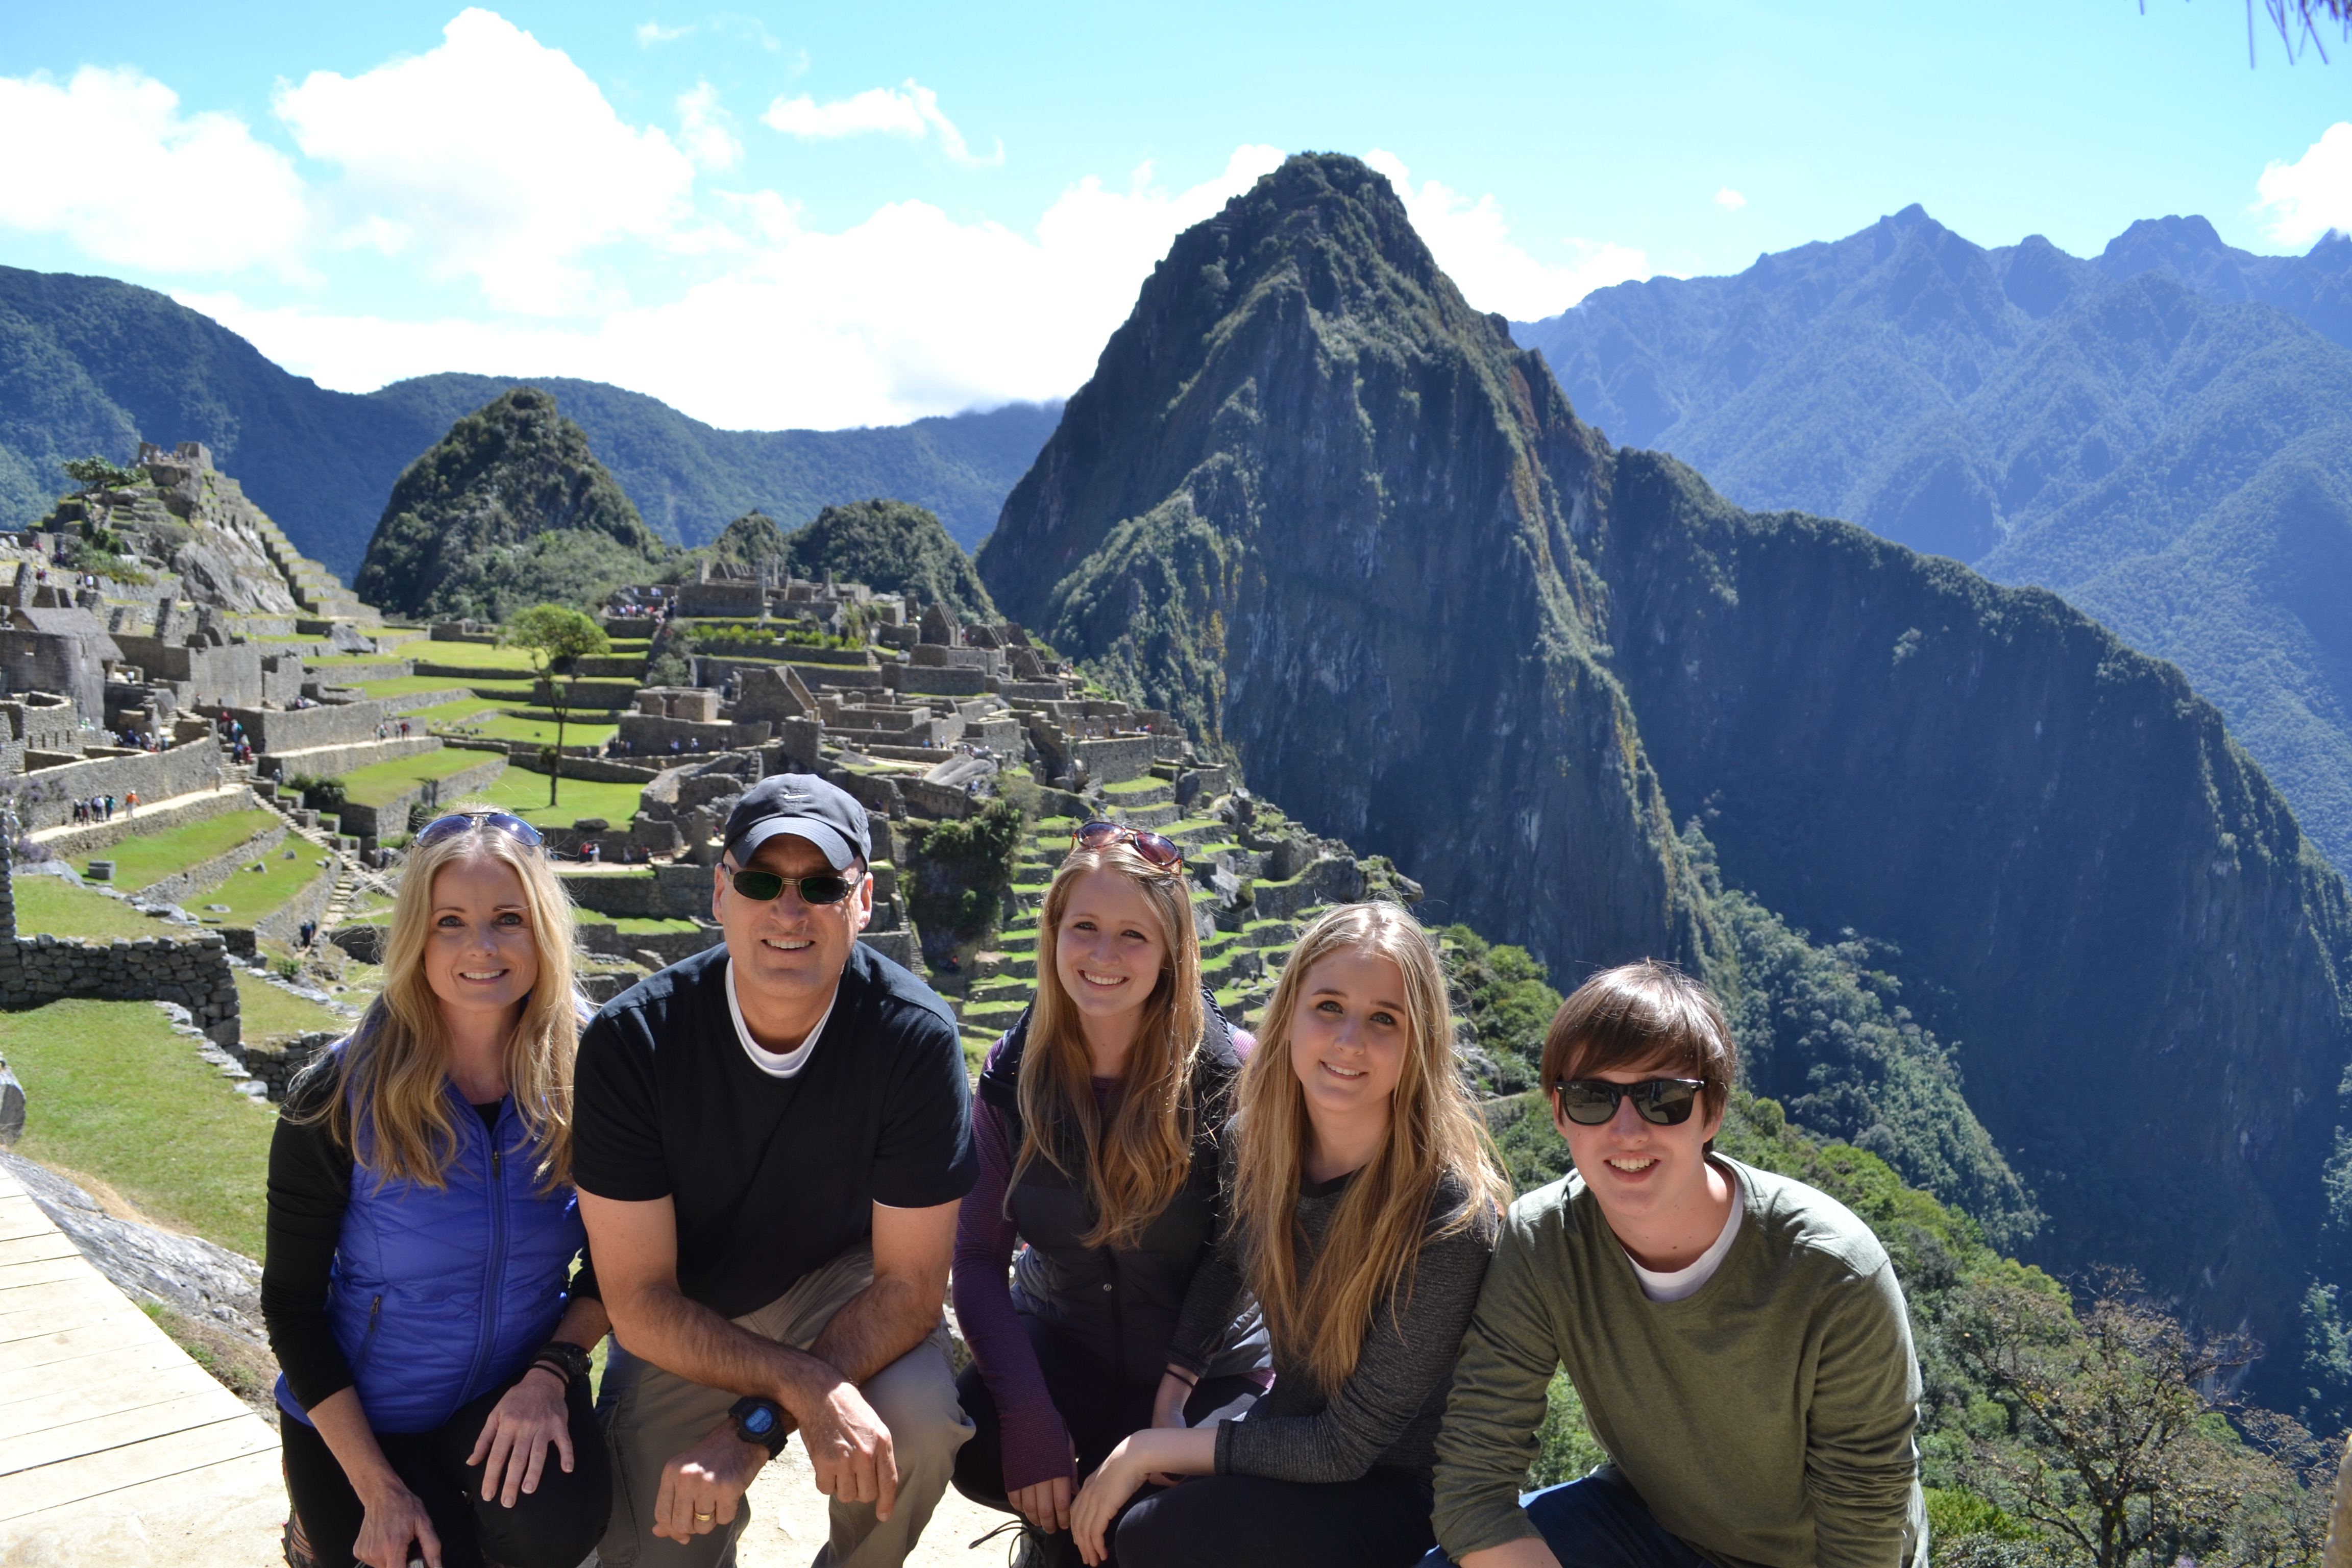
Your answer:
[1416,1471,1707,1568]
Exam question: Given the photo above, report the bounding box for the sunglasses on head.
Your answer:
[726,865,864,905]
[1073,820,1182,870]
[1555,1076,1708,1126]
[414,811,544,850]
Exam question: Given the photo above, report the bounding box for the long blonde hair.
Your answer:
[298,805,582,1190]
[1232,901,1507,1393]
[1015,839,1207,1248]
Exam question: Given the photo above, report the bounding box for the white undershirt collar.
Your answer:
[725,958,837,1080]
[1624,1165,1744,1303]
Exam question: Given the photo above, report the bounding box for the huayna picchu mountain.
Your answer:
[977,153,2352,1409]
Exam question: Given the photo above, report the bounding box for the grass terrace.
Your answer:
[477,771,646,828]
[337,745,510,808]
[409,642,543,673]
[449,712,620,749]
[356,674,495,702]
[5,998,274,1256]
[236,971,348,1042]
[11,875,174,940]
[88,808,280,892]
[193,855,333,926]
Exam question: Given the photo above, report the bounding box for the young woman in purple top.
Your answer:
[951,823,1268,1568]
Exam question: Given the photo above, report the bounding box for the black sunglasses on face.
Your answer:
[415,811,544,850]
[1073,820,1182,870]
[727,866,863,905]
[1555,1077,1707,1126]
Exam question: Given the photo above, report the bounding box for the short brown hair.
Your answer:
[1539,960,1737,1126]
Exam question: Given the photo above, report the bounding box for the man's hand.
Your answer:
[796,1372,900,1522]
[652,1420,767,1542]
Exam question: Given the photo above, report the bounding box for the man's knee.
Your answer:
[862,1330,973,1476]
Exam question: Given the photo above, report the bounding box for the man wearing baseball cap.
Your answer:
[575,772,978,1568]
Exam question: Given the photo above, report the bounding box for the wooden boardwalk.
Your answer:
[0,1164,285,1566]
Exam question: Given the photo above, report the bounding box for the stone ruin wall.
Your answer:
[0,835,242,1047]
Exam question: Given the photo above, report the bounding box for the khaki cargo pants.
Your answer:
[595,1246,973,1568]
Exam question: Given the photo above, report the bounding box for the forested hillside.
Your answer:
[0,266,1058,577]
[1513,209,2352,875]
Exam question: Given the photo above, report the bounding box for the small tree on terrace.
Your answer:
[503,604,610,810]
[61,455,142,493]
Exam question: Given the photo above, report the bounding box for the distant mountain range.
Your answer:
[0,266,1060,580]
[1513,209,2352,874]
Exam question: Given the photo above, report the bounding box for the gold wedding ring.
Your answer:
[695,1510,715,1522]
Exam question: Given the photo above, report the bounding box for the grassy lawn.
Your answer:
[237,971,348,1043]
[479,771,645,827]
[93,808,281,891]
[196,859,333,926]
[465,680,540,702]
[11,876,173,940]
[612,916,702,934]
[6,998,275,1257]
[338,746,509,807]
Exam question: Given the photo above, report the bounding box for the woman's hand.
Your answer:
[1069,1435,1148,1567]
[466,1366,574,1508]
[1007,1434,1079,1533]
[1008,1474,1074,1534]
[352,1475,442,1568]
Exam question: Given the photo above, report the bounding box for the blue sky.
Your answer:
[2,1,2346,429]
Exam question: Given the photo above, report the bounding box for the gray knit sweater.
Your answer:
[1168,1167,1496,1485]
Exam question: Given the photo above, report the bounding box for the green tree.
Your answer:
[62,455,141,493]
[503,604,610,809]
[1948,1273,2294,1568]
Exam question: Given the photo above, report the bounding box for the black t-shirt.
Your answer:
[572,942,977,1318]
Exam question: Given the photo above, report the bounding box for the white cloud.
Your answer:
[2256,122,2352,248]
[182,144,1285,430]
[762,79,1002,168]
[275,8,698,313]
[0,66,310,274]
[1714,186,1747,210]
[635,20,691,45]
[676,82,742,172]
[1364,150,1647,320]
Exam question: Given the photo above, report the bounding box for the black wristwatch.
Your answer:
[531,1341,594,1389]
[730,1394,789,1459]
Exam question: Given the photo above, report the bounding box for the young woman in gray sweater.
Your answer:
[1069,902,1509,1568]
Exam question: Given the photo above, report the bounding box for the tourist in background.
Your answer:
[1426,962,1923,1568]
[261,809,610,1568]
[573,773,976,1568]
[1072,901,1508,1568]
[952,822,1268,1568]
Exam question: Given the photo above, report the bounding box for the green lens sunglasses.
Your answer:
[728,867,863,905]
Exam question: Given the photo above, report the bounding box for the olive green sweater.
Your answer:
[1431,1159,1924,1568]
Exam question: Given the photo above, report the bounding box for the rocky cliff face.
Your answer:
[354,386,670,621]
[1590,455,2352,1342]
[981,154,1703,978]
[978,154,2352,1398]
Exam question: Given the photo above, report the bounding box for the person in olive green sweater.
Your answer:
[1428,961,1926,1568]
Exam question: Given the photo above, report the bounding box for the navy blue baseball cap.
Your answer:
[721,773,871,870]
